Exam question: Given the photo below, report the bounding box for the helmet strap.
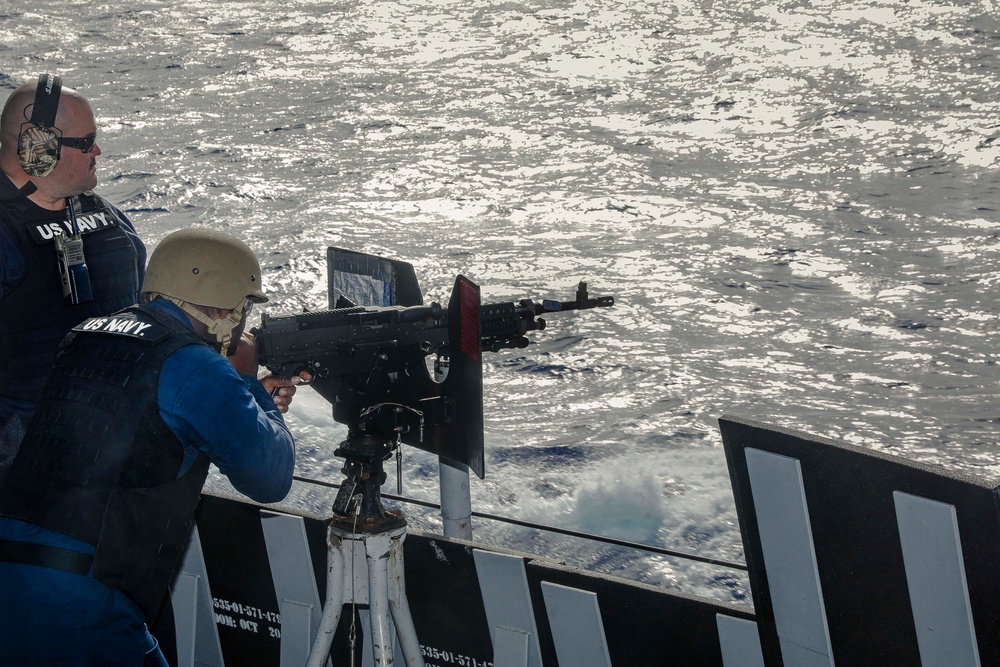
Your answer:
[165,296,241,356]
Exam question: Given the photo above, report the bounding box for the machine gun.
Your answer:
[254,247,613,523]
[257,248,614,667]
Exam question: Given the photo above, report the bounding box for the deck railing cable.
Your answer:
[292,474,748,572]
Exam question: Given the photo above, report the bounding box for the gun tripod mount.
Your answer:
[306,409,426,667]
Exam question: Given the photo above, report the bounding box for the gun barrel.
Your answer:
[540,295,615,313]
[255,284,615,372]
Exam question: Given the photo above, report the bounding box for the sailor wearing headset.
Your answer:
[0,73,145,475]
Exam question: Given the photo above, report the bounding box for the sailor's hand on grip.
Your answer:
[261,372,312,413]
[230,333,312,413]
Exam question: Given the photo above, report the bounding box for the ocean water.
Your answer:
[3,0,999,604]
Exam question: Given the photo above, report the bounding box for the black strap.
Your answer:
[29,73,61,127]
[0,181,36,218]
[0,539,93,575]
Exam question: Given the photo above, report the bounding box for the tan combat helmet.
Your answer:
[142,227,267,353]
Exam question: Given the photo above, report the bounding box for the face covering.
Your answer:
[166,296,246,356]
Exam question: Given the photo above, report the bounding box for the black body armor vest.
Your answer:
[0,190,141,402]
[0,305,211,619]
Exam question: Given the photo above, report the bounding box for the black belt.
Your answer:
[0,539,93,575]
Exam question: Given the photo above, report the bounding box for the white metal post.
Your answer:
[439,457,473,540]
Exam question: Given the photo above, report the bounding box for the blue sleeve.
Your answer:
[158,344,295,503]
[108,204,146,286]
[0,223,25,301]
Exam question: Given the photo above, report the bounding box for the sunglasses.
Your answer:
[60,132,98,154]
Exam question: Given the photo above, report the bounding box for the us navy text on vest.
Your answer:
[75,316,155,338]
[28,210,119,244]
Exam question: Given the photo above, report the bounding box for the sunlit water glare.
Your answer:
[3,0,998,605]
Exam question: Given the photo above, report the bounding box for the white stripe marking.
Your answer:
[894,492,981,667]
[540,582,611,667]
[745,448,835,667]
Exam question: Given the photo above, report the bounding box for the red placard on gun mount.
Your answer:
[459,277,481,364]
[446,275,485,478]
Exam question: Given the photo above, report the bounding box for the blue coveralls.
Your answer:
[0,299,295,666]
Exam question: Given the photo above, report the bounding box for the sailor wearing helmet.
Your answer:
[0,228,305,666]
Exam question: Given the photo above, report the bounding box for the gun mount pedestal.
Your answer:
[306,427,425,667]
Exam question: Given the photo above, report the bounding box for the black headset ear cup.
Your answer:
[18,124,61,177]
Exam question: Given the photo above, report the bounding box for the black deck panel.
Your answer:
[720,414,1000,667]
